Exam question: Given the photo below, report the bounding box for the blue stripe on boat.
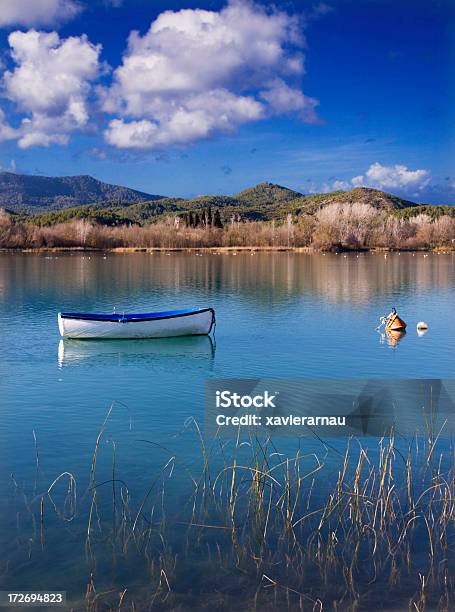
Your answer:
[59,308,212,323]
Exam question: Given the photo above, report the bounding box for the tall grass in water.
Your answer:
[5,413,455,611]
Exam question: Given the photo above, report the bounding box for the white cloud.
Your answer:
[1,30,102,148]
[352,162,430,191]
[331,179,350,191]
[102,0,316,149]
[0,108,18,142]
[0,0,81,28]
[308,3,334,20]
[105,89,264,148]
[260,78,319,121]
[0,158,17,172]
[321,163,431,194]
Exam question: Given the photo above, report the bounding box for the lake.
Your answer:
[0,251,454,610]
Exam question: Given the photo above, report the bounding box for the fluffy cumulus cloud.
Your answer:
[102,0,318,149]
[352,162,430,191]
[0,1,318,150]
[323,162,431,194]
[0,0,81,28]
[0,108,17,141]
[1,30,102,147]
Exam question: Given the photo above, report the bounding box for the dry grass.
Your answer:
[5,409,455,611]
[313,204,455,250]
[1,205,454,251]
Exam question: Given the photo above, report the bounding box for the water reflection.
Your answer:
[1,252,455,307]
[57,335,215,368]
[378,328,407,348]
[385,328,406,348]
[351,378,455,436]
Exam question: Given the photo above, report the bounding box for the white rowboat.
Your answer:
[58,308,215,339]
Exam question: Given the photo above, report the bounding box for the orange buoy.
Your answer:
[385,308,407,331]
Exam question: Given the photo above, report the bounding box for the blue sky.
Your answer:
[0,0,453,203]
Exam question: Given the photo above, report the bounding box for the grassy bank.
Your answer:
[5,412,454,611]
[1,203,455,251]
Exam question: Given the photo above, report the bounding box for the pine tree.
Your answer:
[213,209,223,228]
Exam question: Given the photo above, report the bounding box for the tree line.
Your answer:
[180,206,223,228]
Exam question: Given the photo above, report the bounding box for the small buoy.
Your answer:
[417,321,428,331]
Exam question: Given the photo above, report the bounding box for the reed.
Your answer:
[3,413,454,611]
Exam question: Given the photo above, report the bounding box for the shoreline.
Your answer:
[1,245,454,254]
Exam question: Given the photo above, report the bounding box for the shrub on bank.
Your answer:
[0,207,454,250]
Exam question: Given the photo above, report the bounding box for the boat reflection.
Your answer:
[58,335,215,368]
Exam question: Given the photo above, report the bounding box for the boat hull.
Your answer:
[58,308,215,339]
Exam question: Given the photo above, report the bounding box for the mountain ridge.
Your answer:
[0,171,162,211]
[1,172,452,225]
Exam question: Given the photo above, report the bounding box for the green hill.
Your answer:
[282,187,419,217]
[235,182,303,207]
[0,172,162,212]
[12,181,455,228]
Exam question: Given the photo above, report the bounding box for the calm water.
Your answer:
[0,251,454,605]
